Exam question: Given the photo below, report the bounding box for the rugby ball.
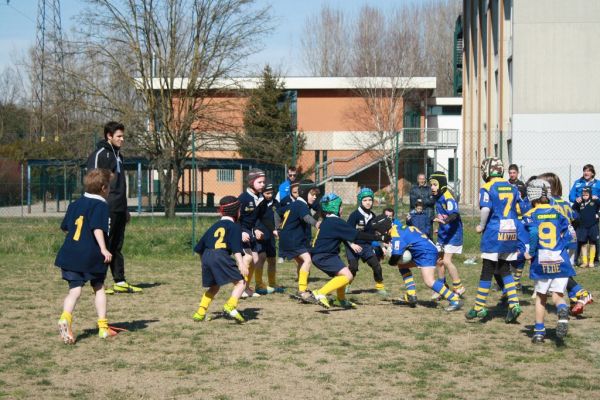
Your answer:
[399,250,412,264]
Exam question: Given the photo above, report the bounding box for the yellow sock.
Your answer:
[298,270,309,292]
[318,276,351,296]
[225,296,238,309]
[196,292,215,316]
[97,318,109,330]
[337,286,347,301]
[245,264,255,285]
[375,281,385,290]
[254,265,265,288]
[60,311,72,324]
[590,246,596,264]
[583,255,588,265]
[268,268,277,287]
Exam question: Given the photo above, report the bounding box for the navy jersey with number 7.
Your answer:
[54,193,110,274]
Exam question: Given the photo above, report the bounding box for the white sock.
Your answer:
[116,281,126,286]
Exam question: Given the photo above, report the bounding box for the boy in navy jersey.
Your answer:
[524,180,576,343]
[279,180,321,303]
[429,171,466,298]
[192,196,248,323]
[573,187,600,267]
[238,169,274,298]
[310,194,390,309]
[407,199,432,238]
[55,169,115,344]
[346,187,387,295]
[256,183,284,294]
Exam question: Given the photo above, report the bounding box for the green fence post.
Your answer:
[191,131,196,253]
[394,131,399,217]
[292,131,297,167]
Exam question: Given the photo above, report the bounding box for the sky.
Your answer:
[0,0,410,76]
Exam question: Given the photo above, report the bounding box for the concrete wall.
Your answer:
[513,0,600,114]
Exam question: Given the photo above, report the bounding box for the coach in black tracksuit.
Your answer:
[86,121,142,293]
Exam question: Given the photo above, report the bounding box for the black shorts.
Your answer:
[61,269,106,289]
[201,250,244,287]
[263,236,277,258]
[577,225,599,244]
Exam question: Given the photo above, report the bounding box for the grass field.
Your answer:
[1,216,600,399]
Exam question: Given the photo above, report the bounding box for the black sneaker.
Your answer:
[556,307,570,339]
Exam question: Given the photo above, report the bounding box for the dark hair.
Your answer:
[104,121,125,140]
[288,167,297,173]
[84,169,111,195]
[383,207,395,216]
[537,172,563,197]
[508,164,519,172]
[583,164,596,177]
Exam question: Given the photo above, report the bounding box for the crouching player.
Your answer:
[192,196,248,323]
[55,169,116,344]
[523,180,575,343]
[384,215,463,311]
[346,187,387,296]
[310,194,391,309]
[467,157,523,323]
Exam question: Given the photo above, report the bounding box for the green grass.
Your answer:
[0,216,600,399]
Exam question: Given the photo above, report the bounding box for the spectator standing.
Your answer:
[86,122,142,294]
[409,173,435,219]
[507,164,527,199]
[569,164,600,203]
[276,167,298,202]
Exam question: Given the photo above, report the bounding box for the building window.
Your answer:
[448,158,456,182]
[494,144,498,156]
[507,139,512,164]
[315,151,320,181]
[217,169,235,182]
[322,150,328,178]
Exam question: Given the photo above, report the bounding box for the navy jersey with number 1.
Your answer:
[55,193,110,274]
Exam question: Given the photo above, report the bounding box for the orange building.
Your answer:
[168,76,458,205]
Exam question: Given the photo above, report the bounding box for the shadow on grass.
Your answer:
[134,282,162,289]
[76,319,159,342]
[522,325,568,348]
[207,307,261,322]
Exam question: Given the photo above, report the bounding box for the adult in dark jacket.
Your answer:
[409,173,435,216]
[507,164,527,200]
[86,121,142,294]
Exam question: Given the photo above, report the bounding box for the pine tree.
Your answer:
[238,65,303,166]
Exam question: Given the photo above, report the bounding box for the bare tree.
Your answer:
[301,5,350,76]
[346,5,425,193]
[59,0,272,217]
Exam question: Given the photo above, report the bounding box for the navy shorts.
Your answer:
[311,253,346,277]
[279,247,309,260]
[201,250,244,287]
[242,229,263,253]
[577,225,599,243]
[263,236,277,258]
[345,244,376,262]
[61,269,106,289]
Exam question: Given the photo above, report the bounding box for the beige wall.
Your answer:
[513,0,600,114]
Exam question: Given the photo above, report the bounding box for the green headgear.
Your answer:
[320,193,342,215]
[357,187,374,205]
